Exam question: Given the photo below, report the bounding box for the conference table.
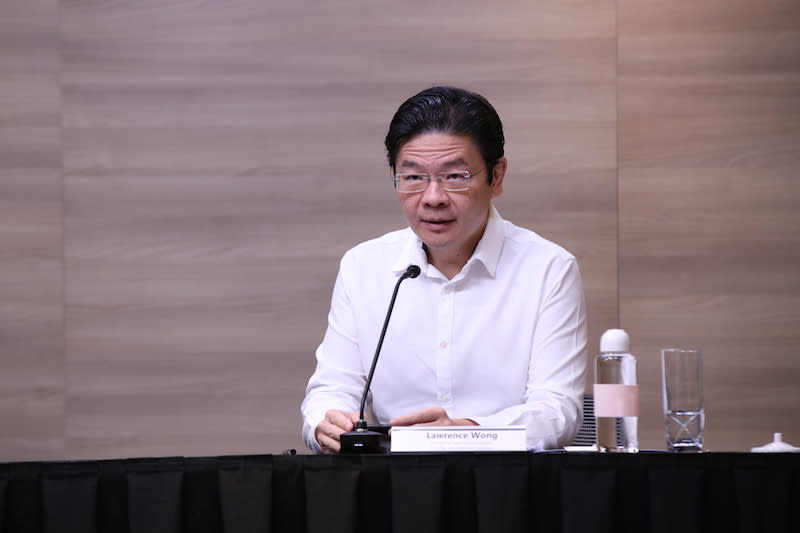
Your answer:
[1,451,797,533]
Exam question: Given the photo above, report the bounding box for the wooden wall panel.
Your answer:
[619,0,800,451]
[0,0,63,461]
[1,0,620,460]
[494,81,619,362]
[3,0,795,460]
[54,0,616,459]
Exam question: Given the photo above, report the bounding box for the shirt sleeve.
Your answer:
[300,260,365,453]
[469,257,588,450]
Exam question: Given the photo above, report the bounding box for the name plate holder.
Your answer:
[390,425,527,452]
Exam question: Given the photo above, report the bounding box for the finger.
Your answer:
[390,407,443,426]
[315,411,351,454]
[320,430,342,454]
[325,410,356,432]
[319,422,346,454]
[411,407,449,425]
[318,438,338,454]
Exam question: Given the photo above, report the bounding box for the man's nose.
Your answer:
[421,178,449,205]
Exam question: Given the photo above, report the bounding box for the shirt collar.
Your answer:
[392,230,430,275]
[392,204,505,278]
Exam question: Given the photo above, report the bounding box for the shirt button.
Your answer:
[440,393,451,402]
[440,340,447,349]
[444,286,452,294]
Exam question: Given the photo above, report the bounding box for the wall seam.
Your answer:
[615,0,622,330]
[58,0,68,457]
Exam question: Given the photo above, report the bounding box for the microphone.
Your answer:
[339,264,421,454]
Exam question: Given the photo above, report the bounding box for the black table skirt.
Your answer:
[1,452,798,533]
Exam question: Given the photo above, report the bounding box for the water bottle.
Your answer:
[594,329,639,453]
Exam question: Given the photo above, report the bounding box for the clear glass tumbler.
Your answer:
[661,348,704,452]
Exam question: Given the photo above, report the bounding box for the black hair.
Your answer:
[384,86,505,183]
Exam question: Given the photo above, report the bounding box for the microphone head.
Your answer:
[406,265,421,278]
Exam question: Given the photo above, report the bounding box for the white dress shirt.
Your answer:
[301,206,588,452]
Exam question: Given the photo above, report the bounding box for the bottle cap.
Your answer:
[600,329,630,353]
[750,433,800,453]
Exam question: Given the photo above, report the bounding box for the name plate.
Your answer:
[390,425,527,452]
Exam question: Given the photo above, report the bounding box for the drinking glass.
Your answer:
[661,348,704,452]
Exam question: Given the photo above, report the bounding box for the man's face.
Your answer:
[395,132,505,262]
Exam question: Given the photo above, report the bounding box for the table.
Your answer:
[1,452,797,533]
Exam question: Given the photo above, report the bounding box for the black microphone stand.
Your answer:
[339,264,420,454]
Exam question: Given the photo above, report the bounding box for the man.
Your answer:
[301,86,587,453]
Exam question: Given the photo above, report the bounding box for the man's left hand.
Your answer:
[389,406,477,427]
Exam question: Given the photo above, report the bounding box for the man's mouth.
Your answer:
[419,219,454,233]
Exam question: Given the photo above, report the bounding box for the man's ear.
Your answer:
[490,157,507,198]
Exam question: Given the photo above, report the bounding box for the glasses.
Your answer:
[393,170,481,194]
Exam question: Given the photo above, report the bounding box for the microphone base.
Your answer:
[339,429,390,454]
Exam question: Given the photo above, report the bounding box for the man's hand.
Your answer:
[314,409,360,454]
[389,407,477,427]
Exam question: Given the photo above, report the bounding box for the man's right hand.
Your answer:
[314,409,360,454]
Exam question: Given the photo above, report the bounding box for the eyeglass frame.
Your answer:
[392,169,483,193]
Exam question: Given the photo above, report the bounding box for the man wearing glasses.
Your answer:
[302,86,588,454]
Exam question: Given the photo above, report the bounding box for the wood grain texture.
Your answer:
[0,1,63,461]
[56,0,616,458]
[3,0,795,459]
[0,0,59,75]
[0,165,64,461]
[619,0,800,451]
[0,0,649,460]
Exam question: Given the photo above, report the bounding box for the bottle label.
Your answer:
[593,384,640,417]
